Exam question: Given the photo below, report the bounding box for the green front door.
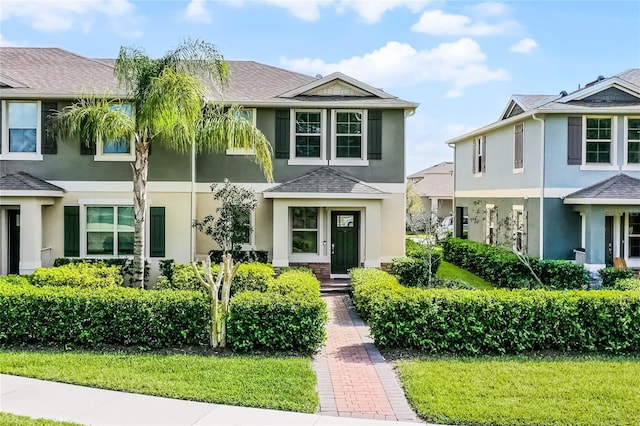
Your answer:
[331,211,359,275]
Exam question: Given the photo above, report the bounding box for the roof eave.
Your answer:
[263,192,390,199]
[445,110,538,146]
[564,197,640,205]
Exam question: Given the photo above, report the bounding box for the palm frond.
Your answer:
[139,68,205,153]
[52,97,135,145]
[162,38,228,91]
[198,106,274,182]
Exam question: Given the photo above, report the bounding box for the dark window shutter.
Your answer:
[367,110,382,160]
[150,206,165,257]
[41,101,58,154]
[0,102,2,154]
[567,116,582,165]
[481,136,487,172]
[64,206,80,257]
[275,109,290,159]
[472,138,477,174]
[514,123,524,168]
[80,140,96,155]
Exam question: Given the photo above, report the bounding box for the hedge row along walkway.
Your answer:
[313,294,420,422]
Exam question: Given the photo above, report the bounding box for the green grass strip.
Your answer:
[436,260,494,289]
[0,350,318,413]
[397,356,640,426]
[0,412,81,426]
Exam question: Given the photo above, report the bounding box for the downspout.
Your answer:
[190,142,196,261]
[532,113,544,259]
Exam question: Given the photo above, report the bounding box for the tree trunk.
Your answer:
[132,136,149,289]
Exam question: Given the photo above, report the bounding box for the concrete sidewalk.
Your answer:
[1,374,424,426]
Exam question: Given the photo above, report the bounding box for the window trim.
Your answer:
[226,108,257,156]
[94,103,135,162]
[474,136,486,177]
[78,199,150,258]
[329,109,369,166]
[0,100,43,161]
[623,116,640,170]
[288,109,326,166]
[512,205,525,253]
[581,115,617,170]
[290,207,320,256]
[627,212,640,260]
[485,204,496,245]
[237,210,256,251]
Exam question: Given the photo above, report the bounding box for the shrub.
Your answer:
[442,238,588,290]
[31,263,123,288]
[53,258,149,286]
[0,275,30,287]
[350,268,640,355]
[599,267,634,288]
[0,280,209,348]
[227,268,326,354]
[392,240,442,287]
[209,250,268,264]
[613,278,640,291]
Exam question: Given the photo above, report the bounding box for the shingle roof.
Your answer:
[265,167,386,195]
[511,94,558,110]
[0,48,416,108]
[564,173,640,200]
[0,172,65,192]
[407,162,453,179]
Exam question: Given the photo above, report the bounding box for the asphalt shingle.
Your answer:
[265,167,386,195]
[0,172,65,192]
[565,173,640,200]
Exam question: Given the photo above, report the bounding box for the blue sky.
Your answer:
[2,0,639,175]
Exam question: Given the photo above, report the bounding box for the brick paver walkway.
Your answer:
[313,294,418,422]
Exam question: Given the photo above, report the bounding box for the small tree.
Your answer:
[192,180,258,348]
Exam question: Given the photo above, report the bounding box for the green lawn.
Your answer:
[0,350,318,413]
[437,260,494,289]
[0,413,80,426]
[397,356,640,426]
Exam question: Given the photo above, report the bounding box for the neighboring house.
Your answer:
[0,47,417,279]
[446,69,640,273]
[407,161,453,219]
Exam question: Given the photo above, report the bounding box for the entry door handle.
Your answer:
[331,243,335,255]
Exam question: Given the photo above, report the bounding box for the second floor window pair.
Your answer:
[295,111,363,159]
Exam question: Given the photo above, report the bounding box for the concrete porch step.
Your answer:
[320,280,351,294]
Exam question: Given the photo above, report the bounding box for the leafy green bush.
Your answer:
[209,250,268,264]
[53,257,149,286]
[392,240,442,287]
[31,263,124,288]
[442,238,588,290]
[227,268,326,354]
[0,280,208,348]
[613,278,640,291]
[0,275,30,287]
[350,267,640,355]
[599,267,634,288]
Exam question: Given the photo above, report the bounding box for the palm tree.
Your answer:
[53,39,273,288]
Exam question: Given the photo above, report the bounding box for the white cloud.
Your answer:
[262,0,331,21]
[510,38,538,53]
[184,0,212,23]
[468,2,507,17]
[411,9,517,36]
[280,38,510,97]
[0,0,140,37]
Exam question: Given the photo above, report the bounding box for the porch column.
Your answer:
[19,199,43,274]
[363,201,381,268]
[584,205,606,266]
[271,200,289,267]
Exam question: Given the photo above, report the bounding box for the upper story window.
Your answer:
[1,100,42,160]
[295,111,323,158]
[330,110,368,166]
[625,117,640,165]
[514,123,524,172]
[473,136,486,176]
[95,103,134,162]
[227,108,257,156]
[585,117,612,164]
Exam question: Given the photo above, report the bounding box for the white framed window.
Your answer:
[234,210,256,250]
[290,207,319,254]
[226,108,257,156]
[628,212,640,260]
[0,100,43,160]
[289,109,326,165]
[512,205,525,253]
[95,103,135,162]
[329,109,368,166]
[582,116,616,167]
[623,116,640,169]
[473,136,486,177]
[485,204,496,245]
[85,205,135,256]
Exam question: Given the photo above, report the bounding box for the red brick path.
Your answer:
[313,294,417,421]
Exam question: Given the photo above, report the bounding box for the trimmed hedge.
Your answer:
[350,268,640,355]
[209,250,269,264]
[53,257,150,286]
[227,269,327,354]
[0,280,208,348]
[391,240,442,287]
[599,267,634,288]
[442,238,588,290]
[614,278,640,291]
[31,263,124,288]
